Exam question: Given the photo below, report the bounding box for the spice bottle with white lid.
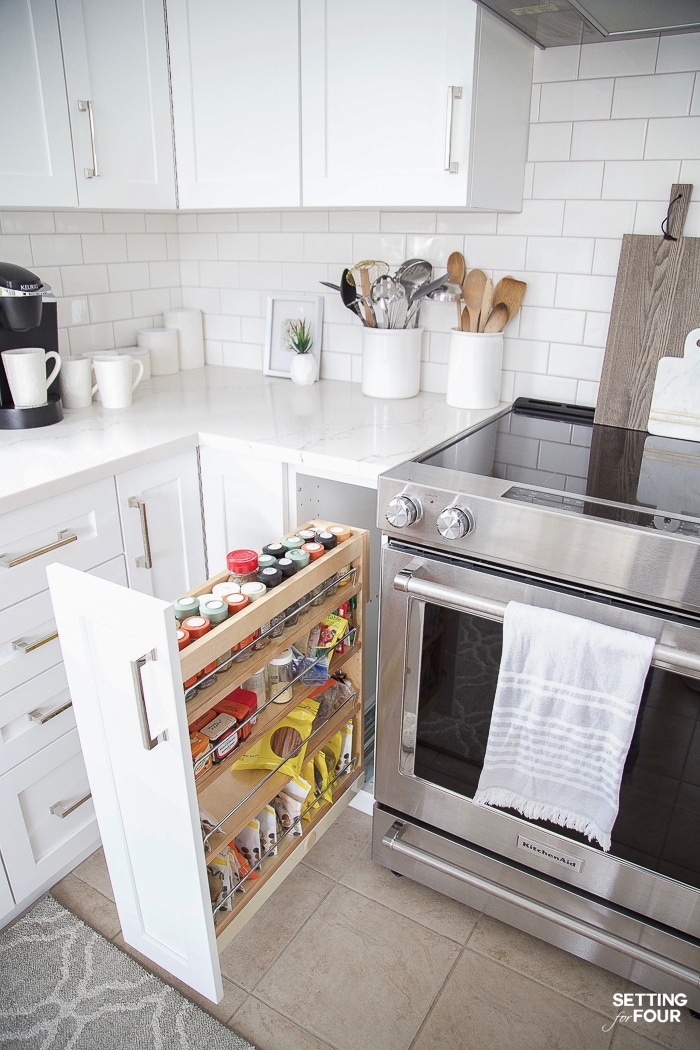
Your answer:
[266,649,294,704]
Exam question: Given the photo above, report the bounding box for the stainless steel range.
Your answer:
[372,398,700,1007]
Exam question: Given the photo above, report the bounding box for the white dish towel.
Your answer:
[473,602,656,851]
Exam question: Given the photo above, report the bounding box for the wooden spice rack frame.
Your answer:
[177,521,369,945]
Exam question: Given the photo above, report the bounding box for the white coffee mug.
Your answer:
[1,347,62,409]
[92,354,144,409]
[60,356,97,409]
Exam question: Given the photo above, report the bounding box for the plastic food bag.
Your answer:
[231,699,319,779]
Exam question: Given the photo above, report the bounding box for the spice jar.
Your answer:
[226,549,259,586]
[262,541,286,559]
[174,595,199,621]
[281,535,303,551]
[256,567,285,638]
[267,649,294,704]
[257,554,277,570]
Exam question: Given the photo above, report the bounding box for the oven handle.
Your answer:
[383,821,700,990]
[394,567,700,677]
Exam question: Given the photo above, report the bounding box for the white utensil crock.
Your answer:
[446,330,503,410]
[361,327,422,399]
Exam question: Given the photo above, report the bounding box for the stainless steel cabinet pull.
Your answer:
[444,86,462,174]
[29,700,73,725]
[383,821,700,987]
[128,497,153,569]
[0,529,77,568]
[50,791,92,819]
[394,569,700,677]
[12,631,59,654]
[130,649,163,751]
[77,99,99,177]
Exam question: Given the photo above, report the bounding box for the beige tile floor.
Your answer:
[52,806,699,1050]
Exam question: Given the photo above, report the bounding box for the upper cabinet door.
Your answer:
[167,0,301,209]
[0,0,77,208]
[57,0,176,209]
[300,0,533,211]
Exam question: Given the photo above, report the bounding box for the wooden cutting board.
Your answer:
[594,184,700,431]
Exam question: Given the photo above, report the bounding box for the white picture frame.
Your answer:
[263,294,323,379]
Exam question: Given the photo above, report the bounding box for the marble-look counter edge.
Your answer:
[0,367,506,515]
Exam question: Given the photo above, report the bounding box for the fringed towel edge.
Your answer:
[472,787,611,852]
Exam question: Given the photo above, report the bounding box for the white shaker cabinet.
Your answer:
[299,0,533,210]
[56,0,176,209]
[0,0,78,207]
[115,449,207,600]
[167,0,301,209]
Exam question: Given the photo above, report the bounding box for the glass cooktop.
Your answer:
[419,398,700,532]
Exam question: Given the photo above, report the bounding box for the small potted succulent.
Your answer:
[287,318,317,385]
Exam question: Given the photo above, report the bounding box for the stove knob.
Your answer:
[436,506,473,539]
[386,494,421,529]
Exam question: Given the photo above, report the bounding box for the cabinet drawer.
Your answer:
[0,666,74,776]
[0,478,123,609]
[0,555,126,697]
[0,727,97,902]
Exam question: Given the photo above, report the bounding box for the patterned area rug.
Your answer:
[0,895,256,1050]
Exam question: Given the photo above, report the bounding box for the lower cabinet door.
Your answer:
[0,857,15,924]
[46,562,223,1003]
[0,728,97,900]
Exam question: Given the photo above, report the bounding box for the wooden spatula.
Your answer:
[462,268,487,333]
[447,252,466,330]
[484,302,509,333]
[478,277,493,332]
[491,276,526,323]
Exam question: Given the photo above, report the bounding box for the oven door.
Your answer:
[374,540,700,939]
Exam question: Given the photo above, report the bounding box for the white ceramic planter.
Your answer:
[290,353,318,385]
[361,327,422,399]
[446,330,503,409]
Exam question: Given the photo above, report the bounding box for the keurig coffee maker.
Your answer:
[0,261,63,429]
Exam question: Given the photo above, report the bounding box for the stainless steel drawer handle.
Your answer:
[383,821,700,988]
[444,85,462,174]
[77,99,99,178]
[0,529,78,568]
[394,569,700,677]
[128,497,153,569]
[50,791,92,819]
[131,650,164,751]
[29,700,73,725]
[12,630,59,654]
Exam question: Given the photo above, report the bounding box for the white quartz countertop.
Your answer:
[0,366,506,513]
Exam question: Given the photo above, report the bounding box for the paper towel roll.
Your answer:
[163,308,205,370]
[136,328,179,376]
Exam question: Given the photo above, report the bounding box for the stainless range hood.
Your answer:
[475,1,700,47]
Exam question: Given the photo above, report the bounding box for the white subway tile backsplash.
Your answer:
[282,211,329,232]
[526,236,594,274]
[54,212,103,234]
[145,213,178,233]
[222,341,263,370]
[612,73,695,118]
[130,287,172,318]
[555,273,615,311]
[240,316,265,344]
[238,211,282,232]
[1,211,55,234]
[571,119,647,160]
[181,287,221,313]
[199,260,240,288]
[281,261,331,292]
[320,351,353,382]
[548,342,604,381]
[114,316,158,348]
[497,200,565,236]
[532,161,604,199]
[646,116,700,159]
[61,264,109,296]
[515,272,556,308]
[126,233,168,261]
[220,288,261,316]
[533,45,581,84]
[328,211,381,232]
[67,321,114,355]
[436,212,498,234]
[583,312,610,348]
[148,261,181,288]
[576,380,599,406]
[519,305,586,344]
[31,234,83,266]
[563,199,636,237]
[463,235,527,272]
[303,233,354,264]
[178,232,218,261]
[57,296,89,328]
[179,261,200,285]
[602,160,682,201]
[88,291,133,324]
[539,79,613,123]
[381,212,436,233]
[217,232,260,261]
[578,39,658,80]
[592,239,623,276]
[196,212,239,233]
[260,232,304,262]
[692,76,700,116]
[0,234,33,266]
[514,372,578,403]
[82,233,127,264]
[103,213,146,233]
[502,338,549,375]
[107,261,150,292]
[204,314,241,342]
[527,122,572,162]
[352,233,406,267]
[204,340,223,366]
[657,33,700,73]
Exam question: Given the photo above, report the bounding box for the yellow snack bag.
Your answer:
[231,699,319,779]
[323,731,343,784]
[314,750,333,805]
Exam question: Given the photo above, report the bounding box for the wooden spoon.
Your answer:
[447,252,466,330]
[491,276,526,324]
[478,277,493,332]
[462,268,487,333]
[484,302,509,333]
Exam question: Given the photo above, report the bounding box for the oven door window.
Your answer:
[411,602,700,889]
